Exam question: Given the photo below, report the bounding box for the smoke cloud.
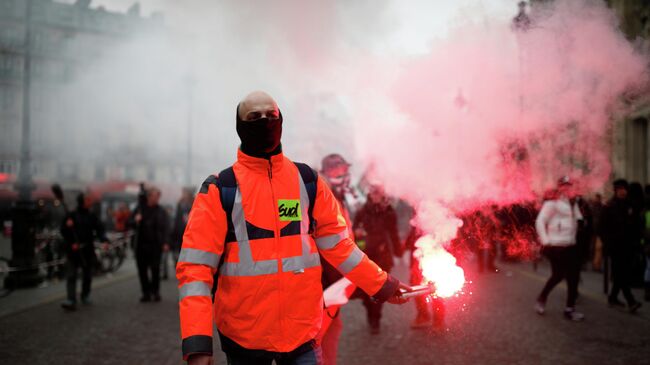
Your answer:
[51,1,647,245]
[349,0,648,248]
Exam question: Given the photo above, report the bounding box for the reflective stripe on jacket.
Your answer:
[177,150,396,359]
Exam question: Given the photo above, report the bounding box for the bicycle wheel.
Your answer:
[97,250,113,274]
[111,247,125,272]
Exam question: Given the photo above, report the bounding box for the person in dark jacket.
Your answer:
[60,193,108,311]
[601,179,642,313]
[628,182,646,287]
[133,187,170,302]
[353,184,403,334]
[575,195,594,266]
[163,187,194,280]
[590,194,605,271]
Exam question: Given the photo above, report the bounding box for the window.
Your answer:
[0,1,15,17]
[0,26,23,48]
[0,88,17,111]
[0,160,18,174]
[626,117,649,183]
[0,54,22,79]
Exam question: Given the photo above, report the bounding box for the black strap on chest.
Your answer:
[215,167,237,244]
[293,162,318,233]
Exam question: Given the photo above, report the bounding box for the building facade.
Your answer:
[608,0,650,185]
[0,0,185,187]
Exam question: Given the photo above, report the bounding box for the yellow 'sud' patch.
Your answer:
[278,199,302,221]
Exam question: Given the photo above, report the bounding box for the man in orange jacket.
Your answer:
[177,91,409,365]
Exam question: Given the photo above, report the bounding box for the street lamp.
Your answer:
[185,72,194,186]
[512,1,530,124]
[6,0,43,289]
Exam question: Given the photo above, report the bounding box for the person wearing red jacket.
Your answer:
[176,91,410,365]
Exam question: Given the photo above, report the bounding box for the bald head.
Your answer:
[238,91,280,122]
[236,91,283,156]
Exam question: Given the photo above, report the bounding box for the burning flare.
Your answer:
[414,234,465,298]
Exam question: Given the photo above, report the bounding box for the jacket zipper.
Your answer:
[268,159,284,345]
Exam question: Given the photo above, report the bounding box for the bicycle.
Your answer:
[95,230,132,274]
[34,229,67,281]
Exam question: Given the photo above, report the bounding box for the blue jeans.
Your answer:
[226,346,323,365]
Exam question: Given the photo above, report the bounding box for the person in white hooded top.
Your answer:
[534,176,585,321]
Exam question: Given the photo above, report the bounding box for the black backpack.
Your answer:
[199,162,318,298]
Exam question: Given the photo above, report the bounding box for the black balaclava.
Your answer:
[236,104,283,159]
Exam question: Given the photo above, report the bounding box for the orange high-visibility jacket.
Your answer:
[177,150,398,359]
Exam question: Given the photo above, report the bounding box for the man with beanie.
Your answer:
[176,91,411,365]
[601,179,642,313]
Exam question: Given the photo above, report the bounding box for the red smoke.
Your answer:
[351,1,647,260]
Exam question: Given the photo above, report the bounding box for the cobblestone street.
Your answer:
[1,259,649,365]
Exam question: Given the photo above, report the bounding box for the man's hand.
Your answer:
[134,213,142,224]
[188,354,213,365]
[387,282,412,304]
[163,243,170,252]
[66,218,74,228]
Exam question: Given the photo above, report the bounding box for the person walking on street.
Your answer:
[353,184,404,334]
[60,193,108,311]
[316,153,354,365]
[534,176,585,321]
[133,187,170,302]
[601,179,643,312]
[176,91,410,365]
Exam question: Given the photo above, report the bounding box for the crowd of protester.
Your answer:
[56,184,194,310]
[52,168,650,325]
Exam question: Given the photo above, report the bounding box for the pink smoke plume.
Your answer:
[353,1,646,234]
[341,0,648,270]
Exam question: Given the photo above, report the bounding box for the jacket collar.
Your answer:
[237,149,285,174]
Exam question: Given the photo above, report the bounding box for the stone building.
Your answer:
[0,0,183,186]
[608,0,650,185]
[527,0,650,186]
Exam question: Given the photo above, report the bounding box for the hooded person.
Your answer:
[176,91,412,365]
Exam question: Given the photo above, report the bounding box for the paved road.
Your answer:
[0,259,649,365]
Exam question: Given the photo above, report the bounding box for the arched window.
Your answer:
[627,117,649,183]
